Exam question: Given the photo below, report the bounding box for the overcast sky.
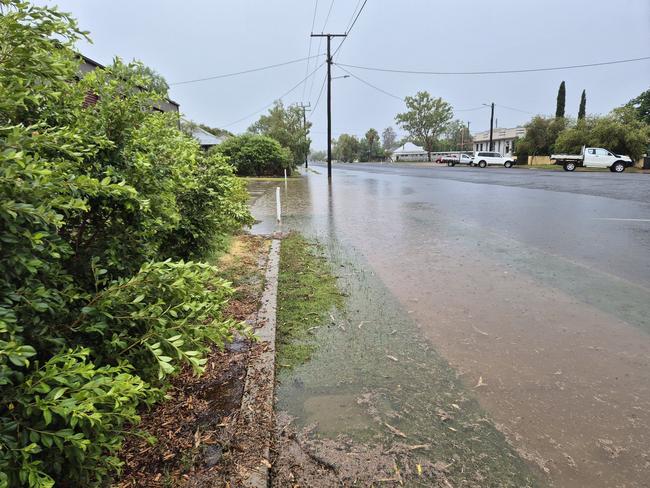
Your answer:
[37,0,650,149]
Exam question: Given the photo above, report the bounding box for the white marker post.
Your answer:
[284,168,287,181]
[276,187,281,224]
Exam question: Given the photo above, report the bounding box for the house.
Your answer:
[189,125,228,151]
[392,142,428,162]
[472,127,526,156]
[78,54,180,113]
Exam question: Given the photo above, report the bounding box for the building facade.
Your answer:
[472,127,526,156]
[392,142,428,161]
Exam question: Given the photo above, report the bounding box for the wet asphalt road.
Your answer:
[250,164,650,487]
[317,162,650,288]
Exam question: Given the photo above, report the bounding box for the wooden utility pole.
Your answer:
[489,103,495,151]
[297,102,311,168]
[310,33,346,179]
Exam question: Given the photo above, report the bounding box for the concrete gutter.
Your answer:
[239,239,281,487]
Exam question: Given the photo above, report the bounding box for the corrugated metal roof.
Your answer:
[191,126,226,146]
[392,142,426,154]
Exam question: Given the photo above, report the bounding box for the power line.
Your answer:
[335,56,650,76]
[222,62,325,128]
[302,0,320,101]
[310,70,328,118]
[455,106,488,112]
[337,65,403,101]
[308,0,336,102]
[332,0,369,58]
[338,66,500,115]
[344,0,363,32]
[170,54,325,86]
[495,103,533,114]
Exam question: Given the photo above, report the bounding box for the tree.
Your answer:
[310,149,327,161]
[334,134,360,162]
[436,120,471,152]
[555,112,649,160]
[578,89,587,120]
[214,134,292,176]
[555,81,566,118]
[0,2,252,485]
[382,126,398,151]
[625,87,650,125]
[248,100,310,168]
[111,59,170,95]
[515,116,568,156]
[395,91,453,160]
[359,128,383,161]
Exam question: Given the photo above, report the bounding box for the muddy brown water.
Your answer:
[249,168,650,487]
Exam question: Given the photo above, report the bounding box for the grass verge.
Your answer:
[276,232,343,370]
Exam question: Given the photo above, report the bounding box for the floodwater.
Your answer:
[249,166,650,488]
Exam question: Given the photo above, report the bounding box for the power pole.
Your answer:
[467,121,471,153]
[489,103,495,152]
[297,102,311,168]
[311,33,346,179]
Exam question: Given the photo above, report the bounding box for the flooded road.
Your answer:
[250,165,650,487]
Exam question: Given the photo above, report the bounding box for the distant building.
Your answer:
[392,142,428,162]
[189,125,227,151]
[78,54,180,113]
[472,127,526,156]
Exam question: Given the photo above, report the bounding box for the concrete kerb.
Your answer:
[240,238,281,487]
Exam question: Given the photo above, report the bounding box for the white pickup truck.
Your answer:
[445,154,474,166]
[550,146,633,172]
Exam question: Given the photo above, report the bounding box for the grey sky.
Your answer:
[38,0,650,149]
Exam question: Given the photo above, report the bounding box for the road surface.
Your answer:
[250,164,650,487]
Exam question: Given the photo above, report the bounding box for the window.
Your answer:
[595,149,609,156]
[588,148,596,155]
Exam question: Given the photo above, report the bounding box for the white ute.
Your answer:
[473,151,515,168]
[550,146,633,172]
[446,154,474,166]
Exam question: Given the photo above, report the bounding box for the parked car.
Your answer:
[550,146,633,172]
[446,154,474,166]
[473,152,514,168]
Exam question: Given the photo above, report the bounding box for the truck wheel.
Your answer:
[504,161,513,168]
[563,162,576,172]
[478,160,487,168]
[612,161,626,173]
[447,161,453,167]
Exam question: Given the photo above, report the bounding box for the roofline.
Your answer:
[78,53,179,107]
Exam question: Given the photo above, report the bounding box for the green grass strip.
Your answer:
[276,233,343,370]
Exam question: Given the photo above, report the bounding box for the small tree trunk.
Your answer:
[427,151,431,162]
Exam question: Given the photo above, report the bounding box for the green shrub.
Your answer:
[0,2,252,486]
[214,133,292,176]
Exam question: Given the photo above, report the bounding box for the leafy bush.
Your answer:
[554,110,650,160]
[1,2,252,486]
[214,133,292,176]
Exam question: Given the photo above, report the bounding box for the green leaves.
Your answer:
[395,91,454,155]
[1,2,252,485]
[215,133,293,177]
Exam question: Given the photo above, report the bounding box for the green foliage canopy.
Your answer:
[0,2,252,485]
[215,133,292,176]
[395,91,453,160]
[555,81,566,118]
[248,100,310,167]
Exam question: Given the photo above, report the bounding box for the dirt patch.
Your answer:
[115,235,271,487]
[271,412,458,487]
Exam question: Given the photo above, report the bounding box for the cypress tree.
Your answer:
[555,81,566,118]
[578,89,586,120]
